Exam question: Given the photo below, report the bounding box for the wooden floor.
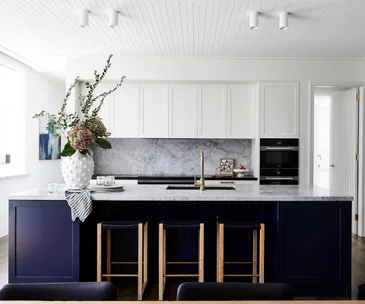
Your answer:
[0,235,364,300]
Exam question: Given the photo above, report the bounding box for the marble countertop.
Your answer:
[8,184,353,202]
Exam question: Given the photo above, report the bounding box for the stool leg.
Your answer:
[106,229,111,282]
[259,223,265,283]
[97,223,102,282]
[199,223,204,282]
[138,223,143,300]
[218,223,224,282]
[252,229,258,283]
[158,223,164,300]
[163,228,166,286]
[143,222,148,293]
[216,222,219,281]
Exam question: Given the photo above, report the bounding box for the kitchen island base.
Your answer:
[9,198,351,299]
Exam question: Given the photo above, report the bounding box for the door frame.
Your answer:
[309,81,365,236]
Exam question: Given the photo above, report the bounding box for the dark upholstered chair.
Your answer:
[176,282,293,301]
[358,284,365,299]
[0,282,117,301]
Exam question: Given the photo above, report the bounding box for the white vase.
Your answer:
[61,151,94,190]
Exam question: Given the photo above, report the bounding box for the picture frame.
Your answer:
[220,158,234,174]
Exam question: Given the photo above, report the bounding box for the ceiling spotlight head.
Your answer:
[249,11,259,30]
[279,11,288,30]
[80,10,89,28]
[109,9,119,28]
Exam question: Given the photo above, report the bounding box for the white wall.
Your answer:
[66,56,365,187]
[0,53,65,238]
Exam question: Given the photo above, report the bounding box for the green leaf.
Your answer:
[94,138,112,149]
[61,141,76,157]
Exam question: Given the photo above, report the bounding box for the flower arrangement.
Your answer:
[34,54,125,156]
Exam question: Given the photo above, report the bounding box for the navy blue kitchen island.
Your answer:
[8,185,352,298]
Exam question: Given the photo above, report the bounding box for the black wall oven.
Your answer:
[260,139,299,185]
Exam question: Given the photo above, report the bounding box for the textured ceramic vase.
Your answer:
[61,151,94,190]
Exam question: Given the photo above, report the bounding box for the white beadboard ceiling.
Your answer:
[1,0,365,71]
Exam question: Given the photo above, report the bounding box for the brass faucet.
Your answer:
[194,150,205,191]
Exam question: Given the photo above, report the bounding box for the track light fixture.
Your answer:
[279,11,288,30]
[249,11,259,29]
[80,10,89,28]
[109,9,119,28]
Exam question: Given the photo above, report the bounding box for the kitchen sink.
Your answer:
[166,185,236,190]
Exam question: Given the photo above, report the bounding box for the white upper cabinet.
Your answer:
[169,84,197,138]
[82,83,113,133]
[226,84,256,138]
[112,84,140,138]
[259,82,299,138]
[140,84,169,138]
[198,85,227,138]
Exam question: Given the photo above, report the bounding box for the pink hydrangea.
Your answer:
[68,125,93,152]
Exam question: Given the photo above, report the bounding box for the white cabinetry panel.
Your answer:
[140,84,169,138]
[112,84,140,138]
[198,85,227,138]
[227,84,256,138]
[169,84,197,138]
[260,82,299,138]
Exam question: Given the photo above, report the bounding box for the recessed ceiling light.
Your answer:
[80,10,89,28]
[109,10,119,28]
[249,11,259,30]
[279,12,288,30]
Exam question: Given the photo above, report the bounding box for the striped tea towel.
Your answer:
[65,188,92,222]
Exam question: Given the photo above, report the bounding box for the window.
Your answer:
[0,63,24,177]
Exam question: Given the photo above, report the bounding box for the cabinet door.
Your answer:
[140,84,169,138]
[198,85,226,138]
[260,82,299,138]
[277,201,351,297]
[112,84,140,138]
[169,84,197,138]
[9,200,80,282]
[227,84,256,138]
[81,83,112,134]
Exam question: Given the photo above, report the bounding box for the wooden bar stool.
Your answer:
[159,220,204,300]
[217,219,264,283]
[97,219,148,301]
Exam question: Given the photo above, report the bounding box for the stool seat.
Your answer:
[217,218,261,230]
[161,220,201,230]
[101,219,146,230]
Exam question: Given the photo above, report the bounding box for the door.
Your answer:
[112,84,140,138]
[329,88,358,234]
[313,96,331,189]
[198,85,226,138]
[260,82,299,138]
[169,84,197,138]
[226,84,256,138]
[140,84,169,138]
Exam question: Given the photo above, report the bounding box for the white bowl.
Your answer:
[233,168,249,173]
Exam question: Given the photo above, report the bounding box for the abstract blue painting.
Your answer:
[39,116,61,160]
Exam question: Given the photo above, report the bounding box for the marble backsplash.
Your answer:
[94,138,252,175]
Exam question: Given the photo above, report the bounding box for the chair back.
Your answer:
[0,282,117,301]
[177,282,293,301]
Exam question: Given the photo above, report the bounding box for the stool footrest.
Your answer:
[166,261,198,265]
[164,274,199,277]
[224,274,260,277]
[224,261,253,265]
[102,274,138,277]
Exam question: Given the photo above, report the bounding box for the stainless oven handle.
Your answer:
[261,146,298,151]
[264,177,295,180]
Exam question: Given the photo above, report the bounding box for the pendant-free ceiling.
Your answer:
[279,12,289,30]
[249,11,259,29]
